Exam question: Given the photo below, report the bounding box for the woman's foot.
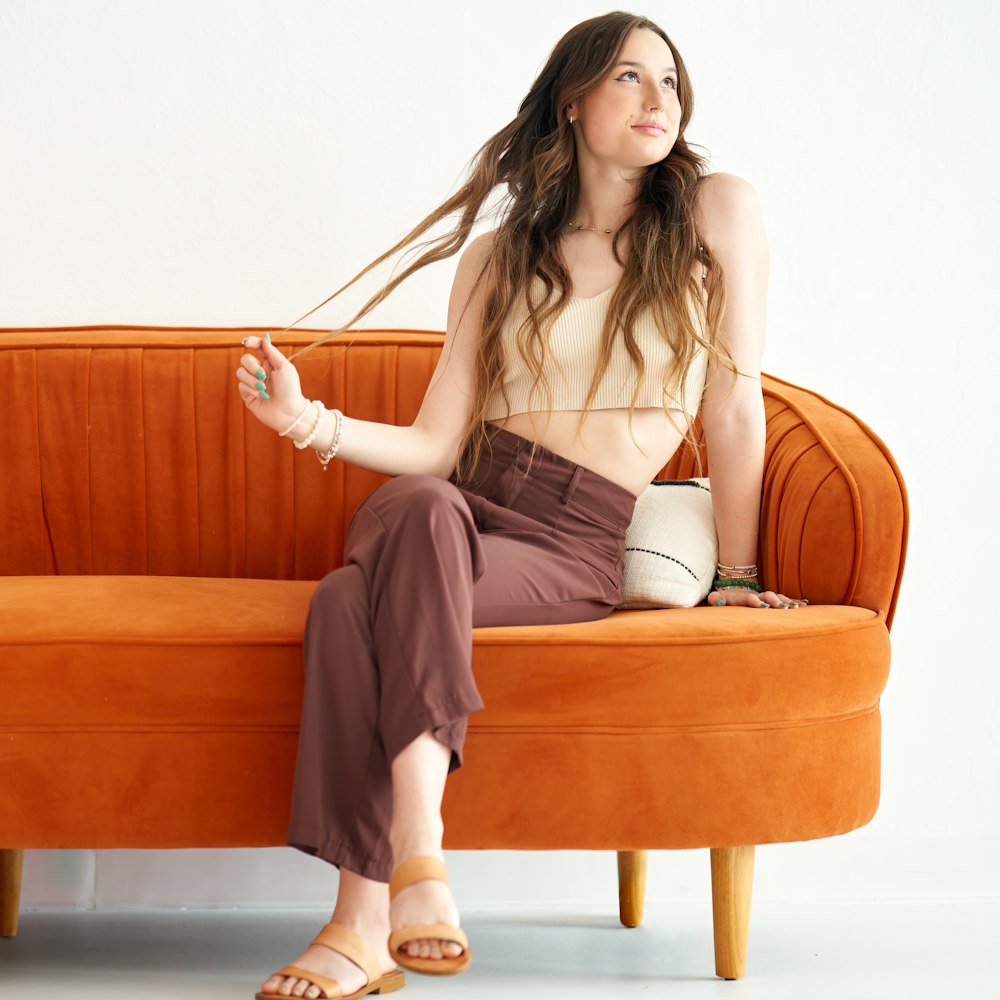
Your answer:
[258,916,397,999]
[387,730,466,966]
[388,848,465,963]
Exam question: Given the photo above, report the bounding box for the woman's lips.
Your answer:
[632,125,665,136]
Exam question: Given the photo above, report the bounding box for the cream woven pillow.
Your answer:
[617,477,718,609]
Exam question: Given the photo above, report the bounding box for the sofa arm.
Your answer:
[757,373,909,631]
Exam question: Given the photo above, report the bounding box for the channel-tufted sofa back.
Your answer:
[0,325,907,627]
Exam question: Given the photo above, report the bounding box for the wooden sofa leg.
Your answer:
[616,850,647,927]
[0,849,24,938]
[710,845,755,979]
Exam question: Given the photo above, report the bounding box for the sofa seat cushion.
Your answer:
[1,575,889,732]
[0,575,890,849]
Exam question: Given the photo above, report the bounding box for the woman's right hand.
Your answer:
[236,334,309,437]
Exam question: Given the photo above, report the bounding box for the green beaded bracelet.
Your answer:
[713,578,763,593]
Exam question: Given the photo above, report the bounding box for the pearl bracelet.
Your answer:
[317,409,345,471]
[294,400,325,449]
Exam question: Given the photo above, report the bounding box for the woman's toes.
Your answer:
[405,937,444,958]
[406,937,462,959]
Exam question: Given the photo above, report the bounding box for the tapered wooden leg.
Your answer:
[617,850,647,927]
[710,845,755,979]
[0,849,24,938]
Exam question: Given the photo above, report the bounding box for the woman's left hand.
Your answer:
[706,587,808,609]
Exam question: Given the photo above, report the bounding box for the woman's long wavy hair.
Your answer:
[279,10,743,487]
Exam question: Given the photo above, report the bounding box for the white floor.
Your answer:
[0,901,995,999]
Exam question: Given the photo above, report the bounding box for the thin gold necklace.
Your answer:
[565,220,615,234]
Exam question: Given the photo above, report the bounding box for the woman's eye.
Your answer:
[618,70,677,89]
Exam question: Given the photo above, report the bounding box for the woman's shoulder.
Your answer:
[694,172,763,244]
[467,228,499,255]
[453,230,500,289]
[694,171,758,201]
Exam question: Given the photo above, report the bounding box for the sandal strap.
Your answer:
[389,922,469,953]
[271,964,343,998]
[309,922,382,986]
[389,855,448,901]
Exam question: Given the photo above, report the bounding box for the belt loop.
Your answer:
[560,465,584,504]
[513,439,528,481]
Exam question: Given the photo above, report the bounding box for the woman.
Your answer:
[238,11,805,1000]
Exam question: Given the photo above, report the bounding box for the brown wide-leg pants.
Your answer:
[284,425,638,882]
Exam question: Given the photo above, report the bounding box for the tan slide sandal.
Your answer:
[388,856,472,976]
[255,921,406,999]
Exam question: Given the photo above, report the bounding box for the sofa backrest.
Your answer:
[1,326,712,580]
[0,325,912,626]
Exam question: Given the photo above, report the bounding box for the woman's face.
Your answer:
[569,28,681,169]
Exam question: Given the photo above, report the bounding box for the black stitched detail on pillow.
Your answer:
[623,547,700,581]
[649,479,711,491]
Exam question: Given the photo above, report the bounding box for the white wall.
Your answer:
[3,0,997,908]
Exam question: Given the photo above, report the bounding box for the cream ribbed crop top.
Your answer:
[482,276,709,422]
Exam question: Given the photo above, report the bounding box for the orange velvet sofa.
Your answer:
[0,325,908,980]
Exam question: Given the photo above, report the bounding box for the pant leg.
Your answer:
[285,561,399,881]
[285,473,488,882]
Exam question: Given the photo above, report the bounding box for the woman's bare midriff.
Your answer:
[486,405,689,498]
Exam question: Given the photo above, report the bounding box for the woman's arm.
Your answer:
[694,173,799,609]
[238,336,444,477]
[237,232,495,479]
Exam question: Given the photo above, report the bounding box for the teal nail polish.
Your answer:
[241,338,248,345]
[265,333,271,343]
[255,370,266,380]
[759,602,769,607]
[715,599,725,606]
[779,603,789,607]
[255,380,266,391]
[258,391,270,399]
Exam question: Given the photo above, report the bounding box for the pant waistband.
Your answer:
[482,425,638,530]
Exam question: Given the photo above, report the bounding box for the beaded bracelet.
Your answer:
[317,409,345,471]
[713,578,764,594]
[294,400,325,450]
[279,399,312,438]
